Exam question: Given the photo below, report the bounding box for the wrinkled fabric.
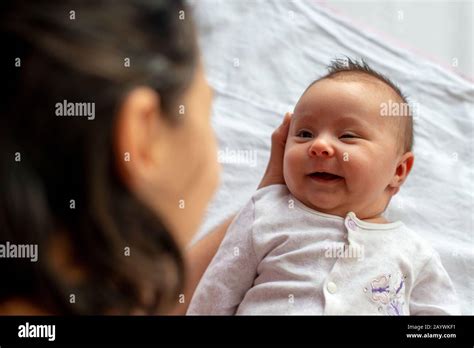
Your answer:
[191,0,474,314]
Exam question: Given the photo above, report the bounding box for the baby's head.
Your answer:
[284,58,414,220]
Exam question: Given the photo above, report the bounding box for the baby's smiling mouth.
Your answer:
[308,171,344,183]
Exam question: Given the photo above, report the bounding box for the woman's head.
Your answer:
[0,0,219,314]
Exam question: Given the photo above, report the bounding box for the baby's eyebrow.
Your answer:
[335,115,369,127]
[292,113,372,130]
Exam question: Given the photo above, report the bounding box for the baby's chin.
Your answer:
[291,189,344,216]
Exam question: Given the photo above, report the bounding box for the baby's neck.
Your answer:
[361,215,389,224]
[303,201,390,224]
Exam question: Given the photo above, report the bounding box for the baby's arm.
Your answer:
[187,198,259,315]
[409,251,461,315]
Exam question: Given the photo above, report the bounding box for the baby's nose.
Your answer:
[308,139,334,157]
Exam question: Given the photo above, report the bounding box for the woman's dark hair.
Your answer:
[0,0,198,314]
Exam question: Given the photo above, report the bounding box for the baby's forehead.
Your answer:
[314,73,401,101]
[293,77,405,134]
[296,77,398,119]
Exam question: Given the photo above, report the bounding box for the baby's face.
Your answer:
[284,78,409,219]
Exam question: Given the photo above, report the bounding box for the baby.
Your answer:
[187,59,460,315]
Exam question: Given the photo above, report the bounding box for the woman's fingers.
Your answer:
[272,111,291,146]
[258,112,292,189]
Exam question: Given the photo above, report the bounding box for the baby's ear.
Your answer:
[389,152,415,194]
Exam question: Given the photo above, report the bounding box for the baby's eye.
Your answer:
[296,130,313,138]
[340,133,358,139]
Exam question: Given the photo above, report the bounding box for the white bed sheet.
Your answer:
[190,0,474,314]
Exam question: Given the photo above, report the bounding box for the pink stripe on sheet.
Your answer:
[314,0,474,83]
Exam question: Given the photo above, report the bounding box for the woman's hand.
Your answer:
[258,112,292,189]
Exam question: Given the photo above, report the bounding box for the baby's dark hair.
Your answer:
[309,58,414,153]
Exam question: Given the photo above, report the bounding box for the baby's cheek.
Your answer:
[283,148,302,190]
[283,152,295,186]
[342,154,374,186]
[355,154,393,191]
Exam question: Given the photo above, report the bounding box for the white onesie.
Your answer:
[188,185,460,315]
